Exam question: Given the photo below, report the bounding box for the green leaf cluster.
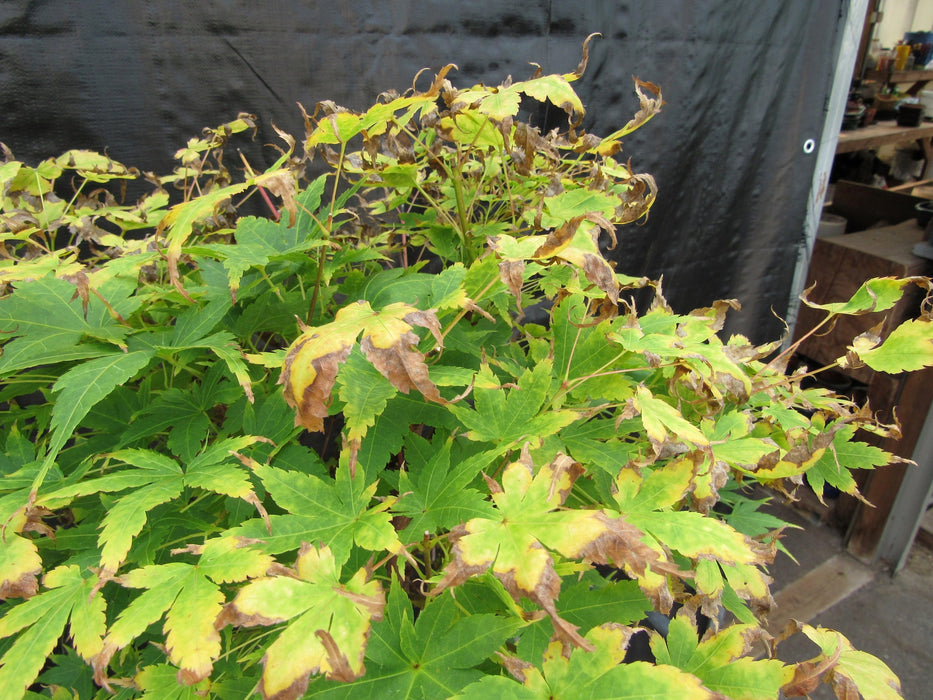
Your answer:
[0,38,920,699]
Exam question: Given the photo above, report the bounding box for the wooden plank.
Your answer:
[836,122,933,154]
[826,220,927,264]
[864,69,933,84]
[887,178,933,192]
[863,68,933,95]
[766,553,874,636]
[829,181,924,231]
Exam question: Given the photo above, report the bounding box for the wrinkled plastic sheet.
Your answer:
[0,1,845,341]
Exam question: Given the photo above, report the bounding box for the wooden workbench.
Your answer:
[836,121,933,153]
[836,121,933,178]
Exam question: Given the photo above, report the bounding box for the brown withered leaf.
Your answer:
[498,652,536,683]
[528,217,620,303]
[498,259,526,311]
[532,216,584,259]
[571,132,604,153]
[585,211,618,249]
[615,172,658,225]
[623,78,664,136]
[280,336,353,432]
[360,332,444,403]
[63,271,91,320]
[582,254,619,305]
[314,629,357,683]
[780,622,842,698]
[689,298,742,333]
[0,536,40,600]
[0,503,47,600]
[255,170,298,226]
[567,32,601,80]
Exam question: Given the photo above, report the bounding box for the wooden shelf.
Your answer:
[864,68,933,84]
[864,68,933,95]
[836,122,933,178]
[836,121,933,153]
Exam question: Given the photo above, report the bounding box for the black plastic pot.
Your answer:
[915,200,933,228]
[898,103,924,127]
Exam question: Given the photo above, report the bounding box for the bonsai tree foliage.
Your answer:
[1,36,928,699]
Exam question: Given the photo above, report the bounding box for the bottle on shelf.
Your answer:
[878,47,893,73]
[895,41,911,71]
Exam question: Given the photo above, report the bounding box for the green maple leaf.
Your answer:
[550,297,635,405]
[165,327,254,402]
[356,392,457,475]
[719,494,794,540]
[0,276,141,375]
[337,348,398,443]
[97,536,272,685]
[394,433,501,543]
[455,623,711,700]
[219,542,385,698]
[631,385,709,451]
[559,417,641,477]
[806,424,891,502]
[428,262,469,310]
[37,647,96,700]
[160,179,253,292]
[119,361,243,457]
[612,455,771,567]
[307,577,522,699]
[447,360,578,446]
[205,178,328,296]
[433,450,674,649]
[38,437,267,574]
[650,614,791,699]
[35,345,156,492]
[168,294,233,348]
[0,565,106,700]
[231,458,401,561]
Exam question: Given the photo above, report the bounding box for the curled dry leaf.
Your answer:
[566,32,601,81]
[624,79,664,137]
[615,172,658,224]
[255,169,298,225]
[498,259,526,311]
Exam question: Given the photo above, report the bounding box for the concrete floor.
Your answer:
[763,497,933,700]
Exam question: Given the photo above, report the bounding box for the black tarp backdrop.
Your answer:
[0,1,847,342]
